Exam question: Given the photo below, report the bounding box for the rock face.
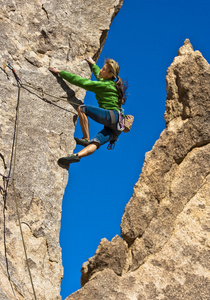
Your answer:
[1,2,209,298]
[67,39,210,299]
[0,1,123,299]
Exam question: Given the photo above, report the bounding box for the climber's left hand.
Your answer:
[48,66,61,74]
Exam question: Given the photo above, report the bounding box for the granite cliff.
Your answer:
[0,1,209,300]
[68,40,210,299]
[0,0,123,299]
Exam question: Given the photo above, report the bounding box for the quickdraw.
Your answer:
[107,141,115,150]
[0,173,13,180]
[7,62,22,84]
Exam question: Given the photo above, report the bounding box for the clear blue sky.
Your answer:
[60,0,210,298]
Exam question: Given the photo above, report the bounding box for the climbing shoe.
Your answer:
[75,137,90,147]
[57,154,80,169]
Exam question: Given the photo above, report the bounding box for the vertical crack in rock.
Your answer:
[93,29,109,62]
[42,4,49,19]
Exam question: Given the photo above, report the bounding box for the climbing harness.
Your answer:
[117,107,134,133]
[109,109,117,125]
[107,107,134,150]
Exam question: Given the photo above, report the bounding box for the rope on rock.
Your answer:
[2,62,83,299]
[4,66,37,300]
[6,61,81,114]
[22,82,81,107]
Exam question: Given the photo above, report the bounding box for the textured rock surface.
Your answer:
[0,0,123,299]
[81,235,128,287]
[67,39,210,299]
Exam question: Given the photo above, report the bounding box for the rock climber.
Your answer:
[48,56,128,168]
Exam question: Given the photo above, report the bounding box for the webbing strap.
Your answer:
[109,110,117,125]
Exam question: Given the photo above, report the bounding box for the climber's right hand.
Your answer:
[85,56,95,65]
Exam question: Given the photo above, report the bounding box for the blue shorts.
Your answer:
[80,105,121,147]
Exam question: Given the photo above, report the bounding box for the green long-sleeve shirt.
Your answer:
[59,64,120,111]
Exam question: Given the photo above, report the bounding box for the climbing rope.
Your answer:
[0,61,84,299]
[4,66,37,300]
[0,173,12,180]
[2,62,84,299]
[6,61,81,113]
[22,82,79,106]
[13,85,38,300]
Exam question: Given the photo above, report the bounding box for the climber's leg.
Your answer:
[76,142,99,158]
[77,105,90,141]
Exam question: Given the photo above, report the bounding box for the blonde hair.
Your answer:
[105,58,128,105]
[106,58,120,79]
